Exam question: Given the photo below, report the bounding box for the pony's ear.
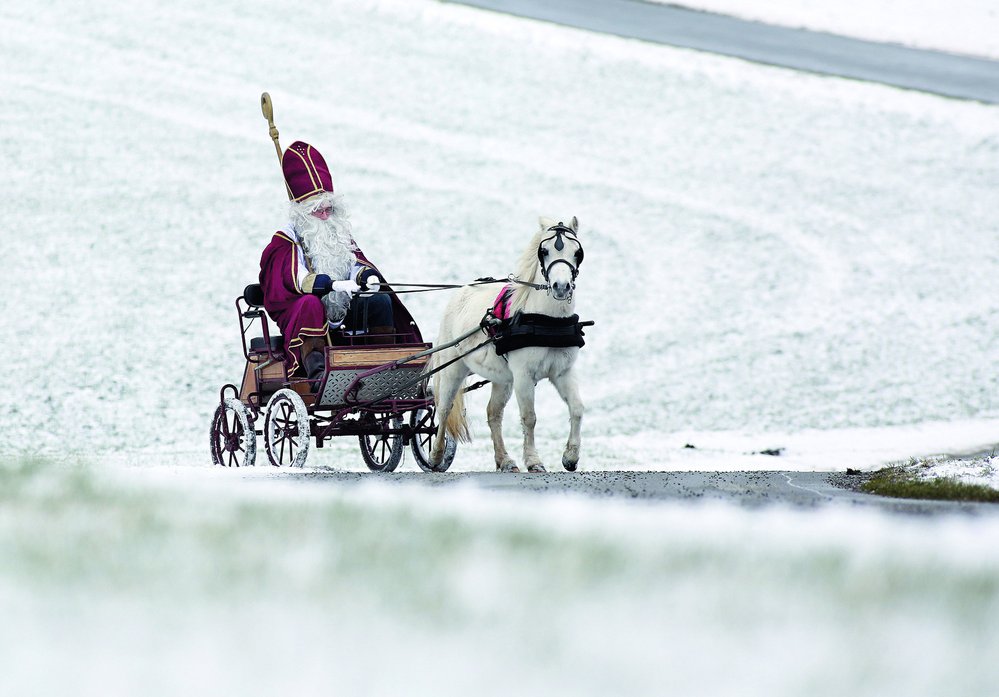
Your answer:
[570,216,578,233]
[539,216,555,231]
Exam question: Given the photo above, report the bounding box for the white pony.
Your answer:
[429,216,586,473]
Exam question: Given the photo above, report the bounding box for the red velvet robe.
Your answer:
[259,232,422,375]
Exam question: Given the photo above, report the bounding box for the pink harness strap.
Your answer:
[491,284,515,321]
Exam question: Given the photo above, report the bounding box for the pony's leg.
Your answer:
[551,370,584,472]
[487,382,518,472]
[513,372,545,473]
[430,367,466,467]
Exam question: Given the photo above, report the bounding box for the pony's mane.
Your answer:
[509,227,546,314]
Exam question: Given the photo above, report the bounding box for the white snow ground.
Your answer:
[2,0,999,693]
[655,0,999,59]
[903,452,999,489]
[2,0,997,474]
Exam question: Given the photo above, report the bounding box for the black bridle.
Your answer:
[537,223,584,288]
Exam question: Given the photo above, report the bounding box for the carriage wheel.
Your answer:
[410,407,457,473]
[264,388,312,468]
[358,415,404,472]
[210,398,256,467]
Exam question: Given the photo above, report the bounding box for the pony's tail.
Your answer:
[431,352,472,443]
[445,385,471,443]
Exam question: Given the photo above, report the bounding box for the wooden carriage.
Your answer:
[210,284,456,472]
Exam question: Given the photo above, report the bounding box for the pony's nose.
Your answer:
[551,280,572,299]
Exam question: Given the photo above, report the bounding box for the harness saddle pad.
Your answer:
[493,312,589,356]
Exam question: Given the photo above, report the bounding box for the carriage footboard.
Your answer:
[316,345,430,407]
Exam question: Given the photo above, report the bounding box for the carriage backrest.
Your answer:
[244,283,266,308]
[237,284,283,363]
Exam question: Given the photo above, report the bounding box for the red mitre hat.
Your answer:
[282,141,334,202]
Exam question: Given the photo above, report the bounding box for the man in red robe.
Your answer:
[259,141,420,383]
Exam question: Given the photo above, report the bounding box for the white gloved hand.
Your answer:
[365,275,382,294]
[330,279,361,294]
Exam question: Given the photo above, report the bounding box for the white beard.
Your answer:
[291,195,356,324]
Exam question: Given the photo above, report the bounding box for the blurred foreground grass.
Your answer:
[0,455,632,614]
[2,455,999,696]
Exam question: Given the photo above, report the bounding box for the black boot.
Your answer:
[304,350,326,391]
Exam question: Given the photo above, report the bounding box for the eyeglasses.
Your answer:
[310,205,333,220]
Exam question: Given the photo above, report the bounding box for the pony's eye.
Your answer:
[540,248,550,256]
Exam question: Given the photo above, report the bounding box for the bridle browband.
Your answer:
[537,223,584,293]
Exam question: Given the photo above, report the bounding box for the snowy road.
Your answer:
[292,469,999,514]
[445,0,999,102]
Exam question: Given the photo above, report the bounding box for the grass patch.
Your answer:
[862,466,999,503]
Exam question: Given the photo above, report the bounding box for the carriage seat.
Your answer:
[249,335,284,353]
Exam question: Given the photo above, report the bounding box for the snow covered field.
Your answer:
[657,0,999,59]
[2,0,999,693]
[3,0,998,473]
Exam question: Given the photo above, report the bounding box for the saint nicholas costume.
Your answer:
[259,141,421,376]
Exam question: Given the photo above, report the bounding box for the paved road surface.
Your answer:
[444,0,999,103]
[293,470,998,515]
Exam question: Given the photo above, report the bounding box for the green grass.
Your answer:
[862,466,999,503]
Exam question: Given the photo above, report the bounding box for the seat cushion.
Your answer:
[249,335,284,353]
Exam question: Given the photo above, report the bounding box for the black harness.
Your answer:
[492,311,594,356]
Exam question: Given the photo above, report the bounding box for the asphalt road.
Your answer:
[295,469,999,516]
[443,0,999,103]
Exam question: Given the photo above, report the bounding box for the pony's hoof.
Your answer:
[562,454,578,472]
[527,463,547,473]
[498,462,520,473]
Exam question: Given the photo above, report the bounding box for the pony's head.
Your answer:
[512,216,584,311]
[537,216,583,301]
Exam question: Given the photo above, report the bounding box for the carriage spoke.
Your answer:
[358,415,403,472]
[408,408,454,472]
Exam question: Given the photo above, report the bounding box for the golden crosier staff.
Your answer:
[260,92,293,201]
